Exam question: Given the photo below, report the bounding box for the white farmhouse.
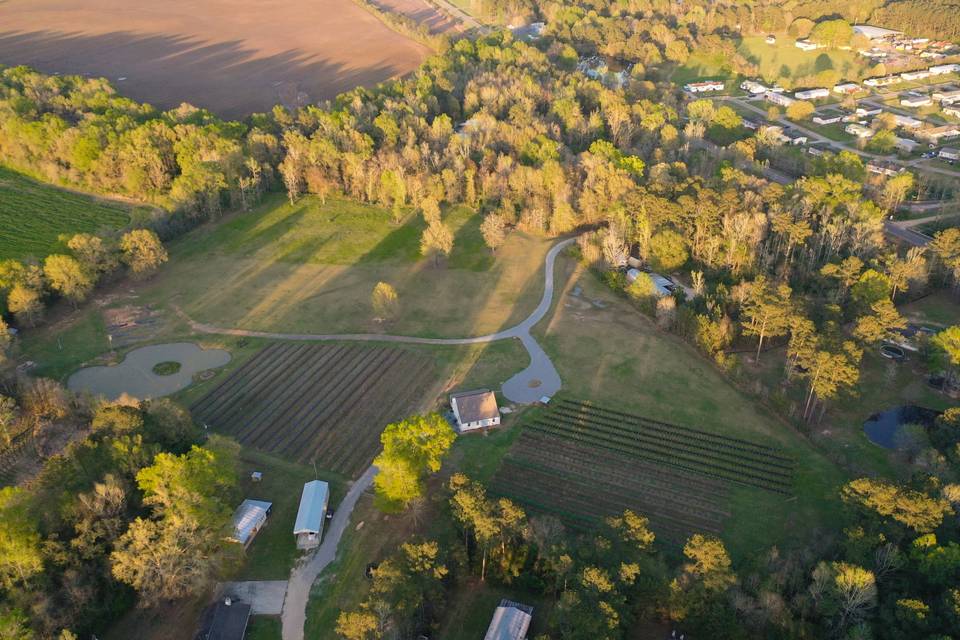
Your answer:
[451,389,501,432]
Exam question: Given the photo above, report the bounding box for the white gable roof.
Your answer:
[484,600,533,640]
[294,480,330,535]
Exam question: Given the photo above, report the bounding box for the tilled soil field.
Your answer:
[191,342,436,477]
[0,0,431,116]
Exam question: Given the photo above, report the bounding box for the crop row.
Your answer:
[508,433,730,518]
[555,398,793,463]
[545,407,794,477]
[530,420,791,494]
[497,458,726,531]
[489,467,720,540]
[514,429,728,495]
[191,343,435,479]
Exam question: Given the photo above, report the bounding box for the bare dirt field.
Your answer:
[0,0,431,117]
[371,0,462,33]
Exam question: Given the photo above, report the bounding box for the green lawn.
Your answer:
[246,616,282,640]
[672,50,736,86]
[531,257,848,559]
[737,36,865,86]
[234,449,348,581]
[0,165,132,261]
[135,193,553,339]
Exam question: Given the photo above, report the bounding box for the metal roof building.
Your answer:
[853,25,902,40]
[484,600,533,640]
[231,499,272,548]
[294,480,330,549]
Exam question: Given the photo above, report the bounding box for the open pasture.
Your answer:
[0,166,130,261]
[191,342,436,478]
[0,0,430,117]
[490,399,793,542]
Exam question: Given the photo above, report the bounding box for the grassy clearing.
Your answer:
[530,256,847,558]
[16,307,111,380]
[672,51,736,85]
[0,165,132,261]
[137,193,553,338]
[737,36,864,85]
[234,449,347,581]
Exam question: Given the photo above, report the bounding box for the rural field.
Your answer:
[674,35,866,86]
[137,194,554,338]
[490,399,794,543]
[0,0,431,116]
[526,257,846,557]
[0,166,132,261]
[191,343,436,477]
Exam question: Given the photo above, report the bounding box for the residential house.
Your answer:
[833,82,861,94]
[684,80,724,93]
[451,389,501,432]
[795,40,820,52]
[813,113,843,125]
[765,35,776,45]
[845,123,875,138]
[933,89,960,104]
[939,147,960,161]
[484,600,533,640]
[893,114,923,129]
[944,105,960,118]
[293,480,330,550]
[794,88,829,100]
[230,499,272,548]
[894,136,920,153]
[867,161,905,176]
[864,75,903,87]
[765,91,795,107]
[917,124,960,143]
[929,63,960,75]
[740,80,769,94]
[900,92,933,107]
[198,598,252,640]
[901,70,931,81]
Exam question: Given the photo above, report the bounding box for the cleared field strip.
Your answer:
[490,399,793,542]
[191,343,435,477]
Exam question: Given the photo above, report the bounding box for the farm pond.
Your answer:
[863,405,941,449]
[68,343,230,400]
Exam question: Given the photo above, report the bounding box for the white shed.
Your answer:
[231,499,272,548]
[294,480,330,550]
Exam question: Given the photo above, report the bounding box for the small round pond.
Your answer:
[863,405,941,449]
[68,342,230,401]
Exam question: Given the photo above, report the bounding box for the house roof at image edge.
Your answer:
[484,600,533,640]
[294,480,330,534]
[452,389,500,423]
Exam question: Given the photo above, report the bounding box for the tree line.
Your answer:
[0,371,244,639]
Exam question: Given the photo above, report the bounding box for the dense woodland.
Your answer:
[0,0,960,637]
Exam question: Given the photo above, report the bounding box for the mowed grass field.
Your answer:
[674,35,866,86]
[529,257,847,558]
[140,193,554,338]
[0,166,131,261]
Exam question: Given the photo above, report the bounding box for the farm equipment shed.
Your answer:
[294,480,330,549]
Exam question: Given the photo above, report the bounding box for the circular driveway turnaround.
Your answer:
[179,237,575,403]
[67,342,231,400]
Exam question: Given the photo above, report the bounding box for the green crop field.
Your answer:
[0,166,132,261]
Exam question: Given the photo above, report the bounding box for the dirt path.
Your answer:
[178,238,575,403]
[281,465,377,640]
